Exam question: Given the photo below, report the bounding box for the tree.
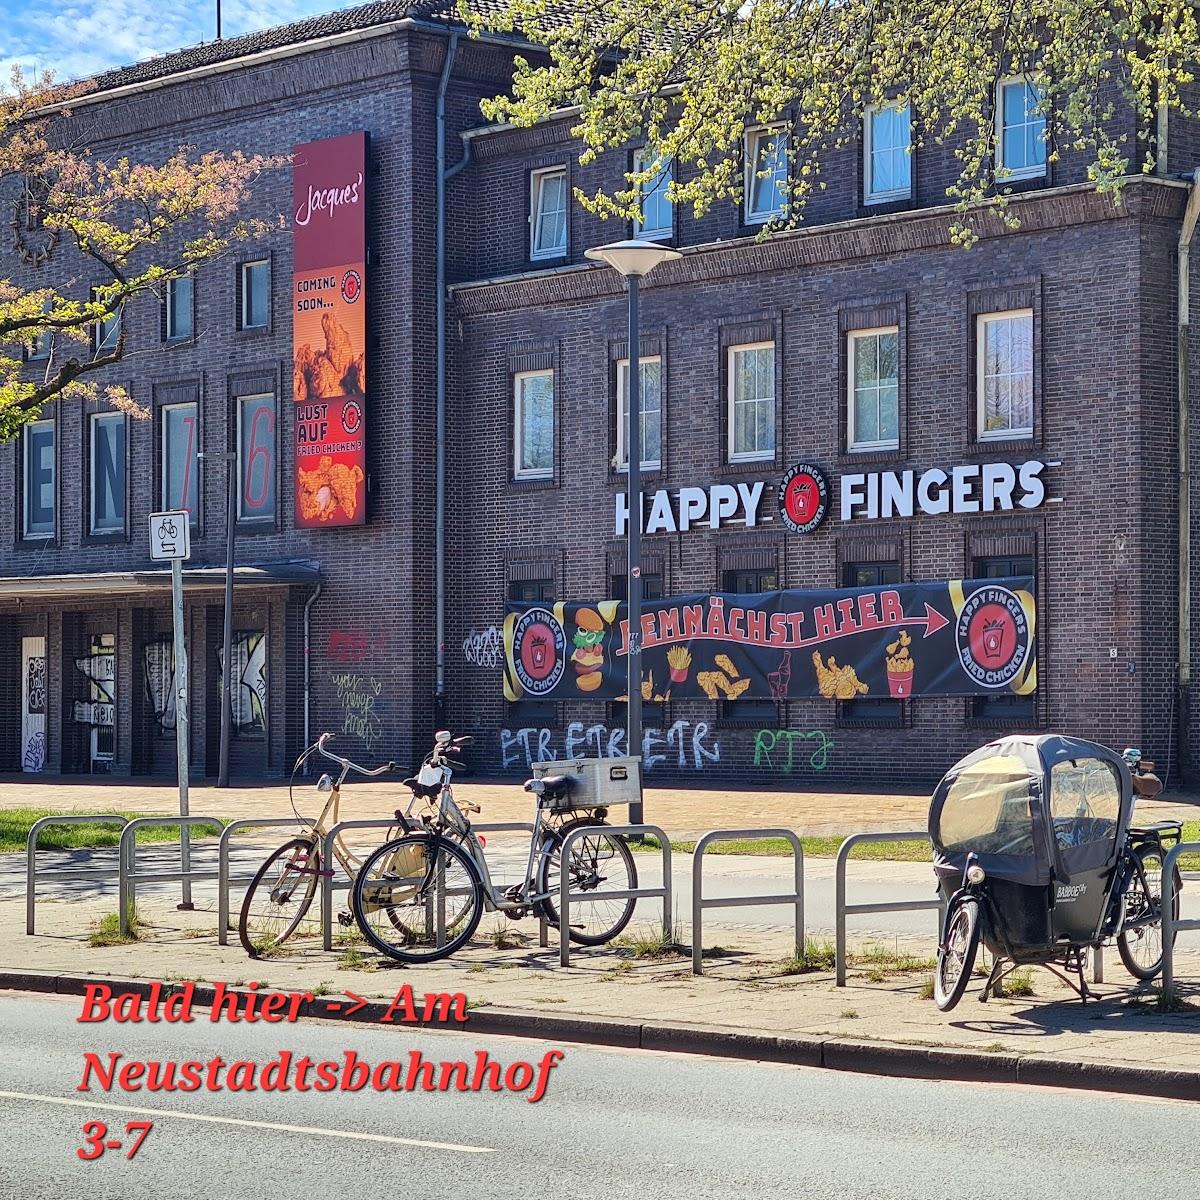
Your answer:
[468,0,1199,241]
[0,69,276,440]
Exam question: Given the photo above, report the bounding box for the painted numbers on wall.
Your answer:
[752,728,833,773]
[332,672,383,753]
[500,720,721,771]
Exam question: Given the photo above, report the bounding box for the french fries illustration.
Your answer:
[666,645,692,684]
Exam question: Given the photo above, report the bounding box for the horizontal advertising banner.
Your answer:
[503,578,1036,702]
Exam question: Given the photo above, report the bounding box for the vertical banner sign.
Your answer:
[292,132,368,527]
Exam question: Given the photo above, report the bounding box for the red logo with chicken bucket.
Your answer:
[955,586,1030,688]
[778,463,830,534]
[510,608,567,697]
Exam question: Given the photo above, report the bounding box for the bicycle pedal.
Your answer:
[502,884,525,903]
[337,911,354,927]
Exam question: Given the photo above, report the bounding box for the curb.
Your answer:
[3,971,1197,1102]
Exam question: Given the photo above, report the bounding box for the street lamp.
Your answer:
[585,239,681,823]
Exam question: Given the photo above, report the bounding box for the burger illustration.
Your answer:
[571,608,607,692]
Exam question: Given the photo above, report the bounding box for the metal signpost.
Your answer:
[149,511,193,908]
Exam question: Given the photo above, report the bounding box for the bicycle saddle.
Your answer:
[524,775,576,797]
[404,776,443,800]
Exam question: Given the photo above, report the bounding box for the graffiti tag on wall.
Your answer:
[752,728,833,773]
[327,629,394,664]
[143,640,176,732]
[73,647,115,727]
[332,673,384,753]
[500,720,720,771]
[463,626,502,669]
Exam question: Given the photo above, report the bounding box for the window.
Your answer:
[237,394,277,522]
[513,370,554,480]
[744,125,788,224]
[864,104,912,203]
[22,419,55,539]
[634,150,672,240]
[848,327,900,451]
[530,167,568,260]
[509,578,555,604]
[971,555,1036,722]
[616,357,662,470]
[722,569,778,723]
[609,573,663,602]
[841,562,903,722]
[241,260,269,329]
[89,412,126,535]
[162,402,199,522]
[728,342,776,462]
[977,310,1033,440]
[166,275,193,342]
[507,578,556,725]
[95,305,121,356]
[997,78,1046,179]
[27,319,51,361]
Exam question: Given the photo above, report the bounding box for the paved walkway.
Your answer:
[4,773,1198,838]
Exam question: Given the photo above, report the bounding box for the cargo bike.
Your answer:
[928,735,1182,1010]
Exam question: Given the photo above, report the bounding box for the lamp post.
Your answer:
[584,239,681,824]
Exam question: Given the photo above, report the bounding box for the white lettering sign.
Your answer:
[840,461,1048,522]
[616,481,766,536]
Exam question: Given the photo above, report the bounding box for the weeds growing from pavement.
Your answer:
[336,947,377,972]
[88,905,143,947]
[615,923,688,960]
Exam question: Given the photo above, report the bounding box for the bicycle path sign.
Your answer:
[149,511,191,561]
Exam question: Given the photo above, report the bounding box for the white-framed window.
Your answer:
[997,77,1047,179]
[22,418,55,539]
[166,274,193,341]
[89,412,126,535]
[864,104,912,203]
[634,150,673,240]
[95,305,121,355]
[616,356,662,470]
[530,166,568,260]
[977,309,1034,440]
[727,342,776,462]
[513,370,554,480]
[744,125,788,224]
[848,327,900,451]
[237,393,277,522]
[161,401,199,522]
[241,259,269,329]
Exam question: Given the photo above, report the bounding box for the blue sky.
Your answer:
[1,1,347,81]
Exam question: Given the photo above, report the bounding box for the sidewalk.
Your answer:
[4,773,1199,838]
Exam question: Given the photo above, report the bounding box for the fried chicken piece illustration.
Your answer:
[321,311,355,380]
[297,455,364,522]
[811,651,869,700]
[293,344,316,401]
[309,354,345,399]
[294,316,365,402]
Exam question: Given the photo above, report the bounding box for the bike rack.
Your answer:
[26,814,131,935]
[1160,840,1199,993]
[835,831,941,986]
[558,823,672,967]
[118,816,223,938]
[320,819,407,950]
[470,822,550,948]
[217,817,315,946]
[691,828,804,976]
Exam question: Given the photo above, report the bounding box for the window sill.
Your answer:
[83,530,129,545]
[14,535,57,549]
[235,520,280,536]
[235,325,272,339]
[508,476,559,492]
[726,453,777,468]
[861,193,912,213]
[610,467,664,481]
[970,434,1036,455]
[742,213,783,229]
[840,446,902,466]
[528,252,568,267]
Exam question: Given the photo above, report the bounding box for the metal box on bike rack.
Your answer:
[530,756,642,811]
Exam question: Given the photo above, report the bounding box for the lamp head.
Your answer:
[584,238,682,278]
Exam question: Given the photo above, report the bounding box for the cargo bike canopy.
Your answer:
[928,735,1133,887]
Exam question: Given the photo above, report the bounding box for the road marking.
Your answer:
[0,1090,494,1153]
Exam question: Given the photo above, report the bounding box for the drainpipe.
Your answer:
[303,581,322,768]
[434,32,460,732]
[1176,169,1200,781]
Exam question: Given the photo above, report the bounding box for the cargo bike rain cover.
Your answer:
[928,735,1133,887]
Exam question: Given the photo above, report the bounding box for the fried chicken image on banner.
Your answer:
[812,651,869,700]
[297,455,364,522]
[293,312,366,401]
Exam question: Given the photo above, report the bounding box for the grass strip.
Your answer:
[2,807,224,854]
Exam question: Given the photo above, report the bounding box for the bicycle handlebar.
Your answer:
[314,733,396,778]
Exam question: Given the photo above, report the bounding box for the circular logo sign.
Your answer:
[778,463,830,534]
[510,607,567,697]
[340,269,362,304]
[341,399,362,435]
[956,585,1031,689]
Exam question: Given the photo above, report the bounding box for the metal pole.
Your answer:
[218,451,236,788]
[626,274,644,825]
[172,557,192,909]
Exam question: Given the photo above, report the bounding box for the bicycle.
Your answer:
[350,731,638,964]
[237,734,404,957]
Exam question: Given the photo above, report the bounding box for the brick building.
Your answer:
[1,2,1197,788]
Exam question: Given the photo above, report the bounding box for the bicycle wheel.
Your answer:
[535,818,638,945]
[933,897,981,1011]
[352,833,484,964]
[1118,845,1182,980]
[238,837,320,957]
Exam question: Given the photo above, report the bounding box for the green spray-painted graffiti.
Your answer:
[752,728,833,773]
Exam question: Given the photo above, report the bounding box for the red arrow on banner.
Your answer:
[916,602,950,638]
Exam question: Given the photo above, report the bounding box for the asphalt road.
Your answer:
[0,991,1195,1200]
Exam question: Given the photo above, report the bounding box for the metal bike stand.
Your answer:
[1161,841,1199,993]
[834,831,941,987]
[691,828,804,976]
[558,823,672,967]
[471,821,549,947]
[26,814,130,935]
[320,818,407,950]
[118,816,223,938]
[217,817,314,945]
